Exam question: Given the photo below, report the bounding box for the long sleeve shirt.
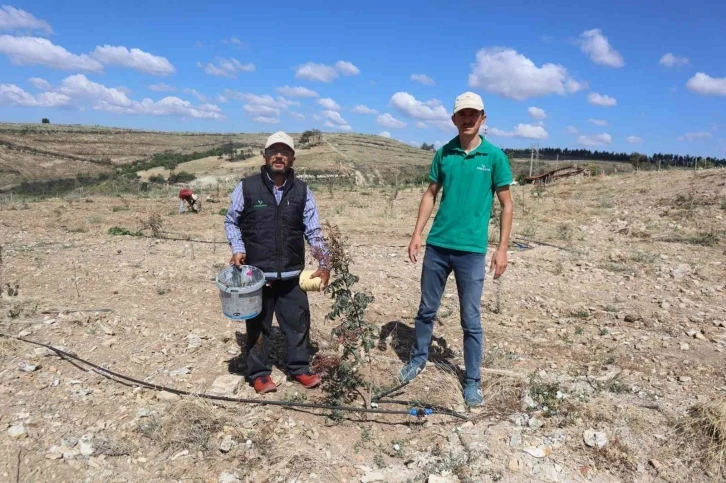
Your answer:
[224,179,330,278]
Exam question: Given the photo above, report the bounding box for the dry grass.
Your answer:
[0,336,19,357]
[156,398,225,452]
[675,399,726,478]
[404,362,465,409]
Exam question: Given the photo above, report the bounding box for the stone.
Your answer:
[18,362,40,373]
[79,434,94,456]
[523,446,551,458]
[136,408,153,418]
[509,433,522,447]
[8,424,27,439]
[624,313,641,323]
[218,471,240,483]
[583,429,608,449]
[681,343,690,351]
[169,366,191,377]
[208,375,244,397]
[155,391,181,401]
[671,264,690,280]
[219,435,235,453]
[508,458,521,472]
[187,333,202,351]
[520,394,536,411]
[509,413,530,427]
[529,415,545,430]
[427,474,460,483]
[542,463,559,482]
[679,376,692,383]
[361,471,385,482]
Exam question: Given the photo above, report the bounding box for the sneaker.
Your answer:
[253,375,277,394]
[463,381,484,406]
[398,361,425,383]
[294,372,321,389]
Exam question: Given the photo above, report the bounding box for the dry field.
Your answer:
[0,155,725,483]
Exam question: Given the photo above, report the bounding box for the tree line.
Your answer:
[418,143,725,169]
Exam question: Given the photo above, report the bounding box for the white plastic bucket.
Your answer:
[216,265,266,320]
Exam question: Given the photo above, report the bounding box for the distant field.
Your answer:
[0,122,633,191]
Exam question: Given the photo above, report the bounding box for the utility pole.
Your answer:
[529,146,534,177]
[556,153,559,171]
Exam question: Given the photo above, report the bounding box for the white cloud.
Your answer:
[244,104,280,116]
[390,92,449,122]
[626,136,643,144]
[277,85,319,98]
[91,45,175,76]
[578,29,624,68]
[148,82,175,92]
[324,120,352,131]
[290,111,305,120]
[253,116,279,124]
[199,57,254,78]
[659,52,689,68]
[678,132,712,142]
[352,105,377,115]
[295,62,339,82]
[411,73,435,86]
[376,113,407,129]
[577,133,612,147]
[183,88,208,102]
[468,47,587,100]
[0,35,103,71]
[588,92,617,107]
[335,60,360,76]
[116,86,132,95]
[416,121,428,128]
[527,106,547,120]
[223,91,297,111]
[317,97,340,110]
[295,60,360,82]
[588,118,608,126]
[56,74,223,120]
[223,37,244,47]
[566,125,579,134]
[217,94,228,103]
[321,109,349,126]
[0,83,70,107]
[433,140,444,148]
[28,77,50,90]
[686,73,726,96]
[0,6,52,35]
[489,123,548,140]
[379,131,391,138]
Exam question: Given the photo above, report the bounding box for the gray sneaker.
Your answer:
[463,381,484,406]
[398,361,425,383]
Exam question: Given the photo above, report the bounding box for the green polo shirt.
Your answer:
[426,135,512,254]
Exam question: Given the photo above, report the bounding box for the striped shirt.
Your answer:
[223,176,330,279]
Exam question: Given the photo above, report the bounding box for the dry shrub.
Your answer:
[674,399,726,478]
[404,362,464,409]
[0,336,20,357]
[592,435,638,476]
[158,399,224,452]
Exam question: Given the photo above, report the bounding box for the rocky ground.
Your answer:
[1,168,725,483]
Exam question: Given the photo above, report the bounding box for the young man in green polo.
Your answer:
[400,91,514,406]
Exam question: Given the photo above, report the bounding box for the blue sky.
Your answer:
[1,0,725,157]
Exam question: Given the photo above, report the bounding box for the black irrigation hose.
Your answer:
[371,380,410,402]
[1,334,467,421]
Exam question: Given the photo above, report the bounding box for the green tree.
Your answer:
[41,118,50,124]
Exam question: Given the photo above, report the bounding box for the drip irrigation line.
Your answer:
[1,333,467,421]
[374,399,468,421]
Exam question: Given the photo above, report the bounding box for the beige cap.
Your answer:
[265,131,295,152]
[453,91,484,114]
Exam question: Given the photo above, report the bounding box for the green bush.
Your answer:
[148,174,166,184]
[169,171,195,183]
[108,226,143,237]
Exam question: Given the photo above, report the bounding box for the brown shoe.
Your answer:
[294,373,321,389]
[253,375,277,394]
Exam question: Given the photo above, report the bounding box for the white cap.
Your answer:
[265,131,295,152]
[453,91,484,114]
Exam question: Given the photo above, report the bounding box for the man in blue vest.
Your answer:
[399,92,514,407]
[224,131,330,394]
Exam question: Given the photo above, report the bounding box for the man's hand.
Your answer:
[408,234,423,263]
[489,248,508,279]
[229,252,246,268]
[311,268,330,290]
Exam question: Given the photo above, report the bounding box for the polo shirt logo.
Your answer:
[476,165,491,172]
[253,199,267,208]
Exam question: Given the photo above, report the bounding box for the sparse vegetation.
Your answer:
[108,226,143,237]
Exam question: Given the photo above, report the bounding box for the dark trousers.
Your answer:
[245,278,311,380]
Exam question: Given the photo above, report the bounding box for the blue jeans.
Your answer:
[411,244,485,384]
